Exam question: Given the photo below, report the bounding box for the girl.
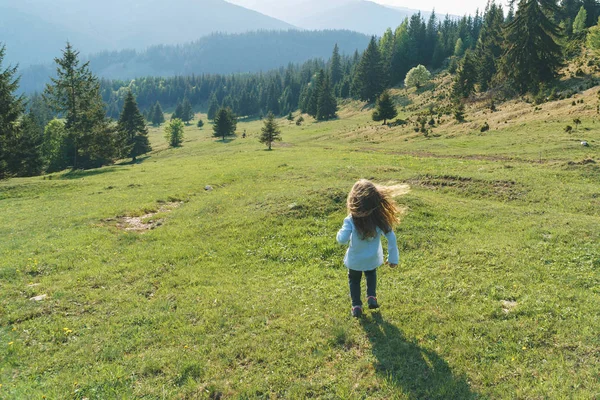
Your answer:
[336,179,400,318]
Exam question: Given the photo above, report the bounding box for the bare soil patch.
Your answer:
[104,202,183,232]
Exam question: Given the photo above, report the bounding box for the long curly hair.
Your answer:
[347,179,400,238]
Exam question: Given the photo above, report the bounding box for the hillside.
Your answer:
[18,30,370,94]
[1,83,599,397]
[0,0,294,68]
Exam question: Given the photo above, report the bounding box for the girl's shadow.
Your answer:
[360,313,478,399]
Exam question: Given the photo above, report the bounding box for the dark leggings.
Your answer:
[348,268,376,307]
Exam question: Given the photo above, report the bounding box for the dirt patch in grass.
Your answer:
[406,174,525,201]
[105,202,183,232]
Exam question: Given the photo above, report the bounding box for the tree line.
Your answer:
[0,43,150,178]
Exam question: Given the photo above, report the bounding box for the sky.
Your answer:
[227,0,504,20]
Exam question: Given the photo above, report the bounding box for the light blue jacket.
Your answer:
[336,215,399,271]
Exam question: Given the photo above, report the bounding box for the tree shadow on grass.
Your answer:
[59,167,120,180]
[360,313,478,399]
[214,137,236,143]
[115,156,150,166]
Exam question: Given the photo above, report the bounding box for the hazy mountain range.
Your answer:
[0,0,294,67]
[18,30,371,93]
[228,0,432,34]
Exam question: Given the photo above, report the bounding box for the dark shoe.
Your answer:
[351,305,363,318]
[367,296,379,309]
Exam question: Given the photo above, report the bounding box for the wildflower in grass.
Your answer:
[522,346,527,350]
[8,342,13,345]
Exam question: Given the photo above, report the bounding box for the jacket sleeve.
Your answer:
[336,216,353,245]
[384,230,399,265]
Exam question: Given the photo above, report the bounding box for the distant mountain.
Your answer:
[294,0,429,35]
[0,0,295,67]
[227,0,432,35]
[18,30,371,93]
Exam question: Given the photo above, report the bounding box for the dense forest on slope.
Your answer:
[1,0,294,67]
[18,30,371,93]
[99,11,479,117]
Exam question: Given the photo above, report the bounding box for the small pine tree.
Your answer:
[117,91,152,161]
[372,90,397,125]
[259,112,282,150]
[296,115,304,126]
[164,118,184,147]
[454,104,466,122]
[573,6,588,34]
[587,17,600,52]
[454,38,465,57]
[172,102,184,120]
[197,119,204,128]
[213,108,237,141]
[151,101,165,126]
[287,112,294,121]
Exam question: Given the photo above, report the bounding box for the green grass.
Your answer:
[1,109,600,398]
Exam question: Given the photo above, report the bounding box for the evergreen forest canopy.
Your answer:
[2,0,600,178]
[18,30,372,94]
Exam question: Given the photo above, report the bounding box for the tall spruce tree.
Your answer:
[476,1,505,91]
[259,112,282,150]
[330,44,343,87]
[353,36,386,103]
[44,43,116,169]
[452,50,478,100]
[151,101,165,126]
[316,74,338,121]
[501,0,563,93]
[0,44,25,179]
[372,90,398,125]
[117,91,152,162]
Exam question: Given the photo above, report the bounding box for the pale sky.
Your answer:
[227,0,505,20]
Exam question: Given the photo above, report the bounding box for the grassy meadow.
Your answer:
[1,99,600,398]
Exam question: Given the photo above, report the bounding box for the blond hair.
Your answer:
[347,179,400,238]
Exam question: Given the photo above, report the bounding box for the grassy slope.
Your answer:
[1,93,600,398]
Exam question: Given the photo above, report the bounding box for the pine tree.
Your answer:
[476,1,505,91]
[573,6,588,33]
[164,118,184,147]
[181,97,194,124]
[172,102,184,120]
[4,112,45,177]
[330,44,343,86]
[500,0,563,93]
[353,36,385,103]
[0,44,25,179]
[316,74,338,121]
[213,108,237,141]
[454,38,466,57]
[44,43,116,169]
[259,112,282,150]
[307,71,325,117]
[117,91,151,162]
[587,17,600,52]
[372,90,398,125]
[452,50,478,100]
[151,101,165,126]
[207,93,219,120]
